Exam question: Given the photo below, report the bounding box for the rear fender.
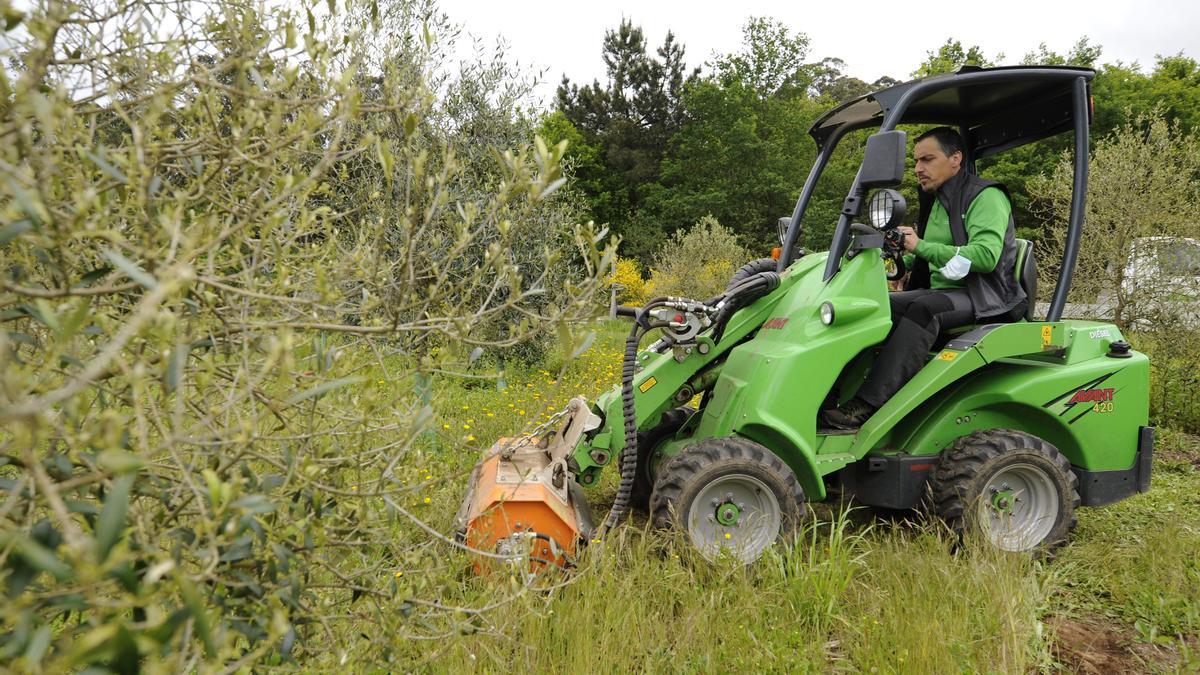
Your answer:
[872,322,1150,473]
[848,322,1060,457]
[890,356,1149,472]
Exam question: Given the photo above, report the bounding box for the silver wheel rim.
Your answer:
[976,462,1060,551]
[685,473,782,563]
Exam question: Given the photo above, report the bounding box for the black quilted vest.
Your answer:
[907,170,1026,320]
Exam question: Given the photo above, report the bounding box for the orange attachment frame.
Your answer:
[459,439,585,573]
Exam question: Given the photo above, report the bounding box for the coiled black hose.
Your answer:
[600,319,644,532]
[599,273,778,533]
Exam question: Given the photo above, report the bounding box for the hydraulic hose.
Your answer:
[600,295,673,532]
[601,318,644,532]
[706,270,780,306]
[710,271,780,345]
[599,275,777,533]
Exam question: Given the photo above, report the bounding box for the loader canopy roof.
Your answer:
[787,65,1095,321]
[808,65,1095,159]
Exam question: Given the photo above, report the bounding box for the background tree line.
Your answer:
[545,18,1200,272]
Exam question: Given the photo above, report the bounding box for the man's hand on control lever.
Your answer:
[896,226,919,252]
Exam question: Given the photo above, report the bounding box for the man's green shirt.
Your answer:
[905,187,1011,289]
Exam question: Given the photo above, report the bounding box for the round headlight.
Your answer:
[820,301,835,325]
[867,189,907,230]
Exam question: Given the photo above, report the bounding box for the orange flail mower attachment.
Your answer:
[454,398,598,574]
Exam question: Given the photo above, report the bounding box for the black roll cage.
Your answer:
[778,66,1094,322]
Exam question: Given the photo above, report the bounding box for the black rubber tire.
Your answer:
[623,407,694,513]
[929,429,1080,554]
[724,258,779,293]
[650,436,806,561]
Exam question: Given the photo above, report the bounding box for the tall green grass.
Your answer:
[326,511,1067,672]
[288,321,1198,671]
[1057,445,1200,642]
[0,320,1158,671]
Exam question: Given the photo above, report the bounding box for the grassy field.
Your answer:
[319,320,1199,673]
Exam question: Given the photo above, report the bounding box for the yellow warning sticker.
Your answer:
[638,377,658,393]
[1041,325,1053,348]
[938,351,957,361]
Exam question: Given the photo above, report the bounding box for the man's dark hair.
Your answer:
[915,126,965,158]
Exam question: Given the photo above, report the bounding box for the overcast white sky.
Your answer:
[436,0,1199,105]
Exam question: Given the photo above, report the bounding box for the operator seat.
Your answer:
[1014,238,1037,321]
[932,237,1036,350]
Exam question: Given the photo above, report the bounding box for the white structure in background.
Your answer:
[1120,236,1200,326]
[1038,236,1200,326]
[1123,236,1200,301]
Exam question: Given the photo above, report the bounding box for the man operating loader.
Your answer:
[820,126,1029,429]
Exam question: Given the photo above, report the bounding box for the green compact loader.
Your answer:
[456,65,1153,567]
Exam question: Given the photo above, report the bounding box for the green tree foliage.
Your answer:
[554,20,699,258]
[911,39,998,78]
[1021,36,1102,67]
[1093,54,1200,134]
[805,58,898,102]
[713,17,811,98]
[0,0,611,669]
[646,18,856,254]
[649,79,817,252]
[538,110,606,207]
[1030,109,1200,325]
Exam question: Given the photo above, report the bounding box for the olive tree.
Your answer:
[0,0,611,670]
[1030,109,1200,327]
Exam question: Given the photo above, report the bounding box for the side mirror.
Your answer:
[860,130,907,189]
[777,216,793,246]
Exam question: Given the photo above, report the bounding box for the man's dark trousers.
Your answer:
[855,289,975,409]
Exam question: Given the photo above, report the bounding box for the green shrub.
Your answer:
[1129,328,1200,434]
[646,215,747,300]
[0,0,611,670]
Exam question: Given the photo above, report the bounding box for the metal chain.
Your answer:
[499,403,574,460]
